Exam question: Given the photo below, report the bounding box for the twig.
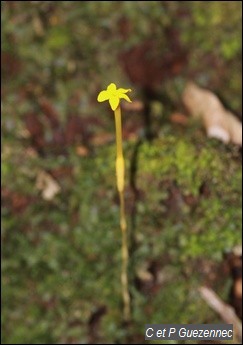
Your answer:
[199,286,242,343]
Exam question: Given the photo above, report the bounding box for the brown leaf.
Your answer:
[120,39,187,90]
[170,112,189,125]
[76,146,89,157]
[183,82,242,145]
[90,132,114,146]
[2,188,33,213]
[50,166,73,180]
[36,170,60,200]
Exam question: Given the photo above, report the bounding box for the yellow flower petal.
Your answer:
[97,90,109,102]
[119,93,132,103]
[107,83,117,93]
[97,83,132,110]
[109,95,120,111]
[118,88,131,94]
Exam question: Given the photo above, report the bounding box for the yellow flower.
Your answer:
[97,83,132,111]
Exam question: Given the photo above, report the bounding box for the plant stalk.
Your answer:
[114,106,130,321]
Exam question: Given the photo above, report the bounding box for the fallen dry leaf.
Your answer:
[76,145,89,157]
[170,112,189,126]
[90,132,114,146]
[2,188,33,213]
[199,286,242,343]
[183,82,242,145]
[36,170,61,200]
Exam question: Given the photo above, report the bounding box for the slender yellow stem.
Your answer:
[114,106,123,158]
[114,106,130,321]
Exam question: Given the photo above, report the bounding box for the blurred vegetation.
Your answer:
[2,1,242,115]
[1,1,242,344]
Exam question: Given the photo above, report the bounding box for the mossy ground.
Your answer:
[2,124,241,344]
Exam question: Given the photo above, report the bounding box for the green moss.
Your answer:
[136,132,241,261]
